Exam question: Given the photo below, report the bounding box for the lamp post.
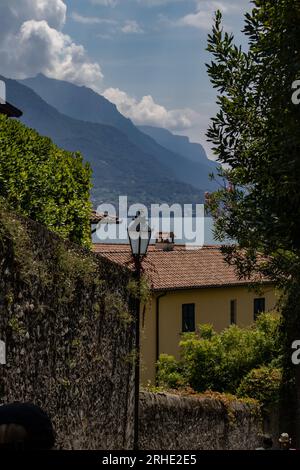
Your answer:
[127,211,151,451]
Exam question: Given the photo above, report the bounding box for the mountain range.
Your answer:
[2,74,218,207]
[139,125,208,164]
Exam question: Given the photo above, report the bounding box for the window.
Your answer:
[230,300,237,325]
[182,304,195,332]
[254,298,265,320]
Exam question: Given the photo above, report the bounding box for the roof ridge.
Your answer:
[93,245,224,251]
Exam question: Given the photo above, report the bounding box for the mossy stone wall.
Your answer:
[139,391,262,450]
[0,207,135,449]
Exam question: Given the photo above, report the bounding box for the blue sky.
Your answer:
[0,0,252,156]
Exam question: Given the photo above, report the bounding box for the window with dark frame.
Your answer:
[254,297,265,321]
[230,299,237,325]
[182,304,195,333]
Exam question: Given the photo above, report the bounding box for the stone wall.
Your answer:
[139,391,262,450]
[0,206,135,449]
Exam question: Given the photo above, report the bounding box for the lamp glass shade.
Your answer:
[128,216,151,256]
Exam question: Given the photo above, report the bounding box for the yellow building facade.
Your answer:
[140,285,277,384]
[93,243,278,385]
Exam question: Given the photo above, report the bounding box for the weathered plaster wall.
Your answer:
[139,391,262,450]
[0,207,135,449]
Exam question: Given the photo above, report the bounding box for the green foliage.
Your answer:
[237,367,282,407]
[199,323,216,340]
[104,291,133,326]
[0,115,92,247]
[56,245,97,283]
[8,316,27,337]
[157,313,282,399]
[205,0,300,421]
[0,202,49,283]
[205,0,300,279]
[127,277,151,304]
[156,354,187,389]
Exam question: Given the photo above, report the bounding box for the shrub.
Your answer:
[156,354,186,389]
[237,367,282,406]
[0,115,92,247]
[181,312,281,393]
[157,312,282,395]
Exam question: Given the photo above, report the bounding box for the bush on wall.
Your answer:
[237,366,282,406]
[0,115,92,247]
[156,312,282,402]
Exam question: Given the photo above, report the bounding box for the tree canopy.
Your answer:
[206,0,300,283]
[206,0,300,440]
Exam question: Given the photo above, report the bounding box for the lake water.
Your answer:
[92,217,229,247]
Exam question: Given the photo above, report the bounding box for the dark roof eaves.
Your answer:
[152,280,273,293]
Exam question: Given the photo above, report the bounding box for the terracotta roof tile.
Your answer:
[93,244,269,291]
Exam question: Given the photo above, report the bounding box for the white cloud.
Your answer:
[89,0,186,6]
[136,0,185,5]
[70,11,144,38]
[178,10,215,30]
[89,0,118,5]
[121,20,144,34]
[17,20,103,87]
[70,12,116,25]
[0,0,103,92]
[103,87,199,130]
[0,0,201,133]
[177,0,248,30]
[71,12,143,35]
[0,0,67,35]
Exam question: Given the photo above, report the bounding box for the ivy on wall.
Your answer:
[0,208,135,449]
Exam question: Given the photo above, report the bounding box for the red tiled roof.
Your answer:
[93,244,270,291]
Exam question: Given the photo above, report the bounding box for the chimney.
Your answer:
[155,232,175,251]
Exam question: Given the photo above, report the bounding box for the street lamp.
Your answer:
[127,211,151,451]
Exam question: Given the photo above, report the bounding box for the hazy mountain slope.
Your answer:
[3,76,202,206]
[139,125,210,164]
[21,74,217,192]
